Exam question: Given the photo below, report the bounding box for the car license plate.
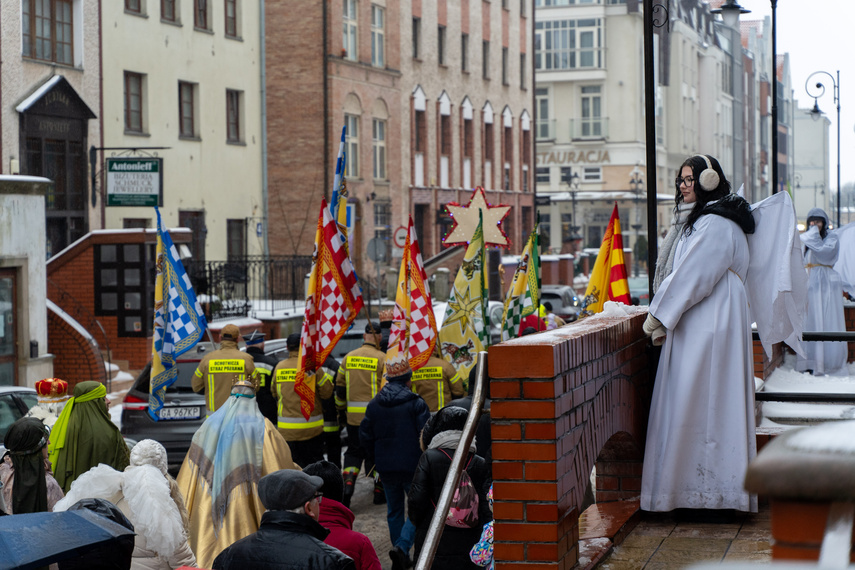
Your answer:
[158,406,201,420]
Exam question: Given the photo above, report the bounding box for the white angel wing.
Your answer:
[832,221,855,296]
[53,463,125,512]
[745,191,808,359]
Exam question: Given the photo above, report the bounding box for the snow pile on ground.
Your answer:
[786,420,855,454]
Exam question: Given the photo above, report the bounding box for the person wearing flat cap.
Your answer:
[193,323,256,417]
[212,469,355,570]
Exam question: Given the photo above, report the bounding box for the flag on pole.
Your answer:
[584,203,631,313]
[295,198,364,419]
[386,217,436,373]
[330,126,350,249]
[150,207,208,420]
[439,212,487,381]
[501,225,541,341]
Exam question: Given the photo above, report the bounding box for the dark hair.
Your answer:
[303,460,344,503]
[674,154,731,236]
[806,216,828,239]
[286,332,301,351]
[543,301,553,312]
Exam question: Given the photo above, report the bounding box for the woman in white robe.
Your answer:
[641,154,757,513]
[797,208,847,375]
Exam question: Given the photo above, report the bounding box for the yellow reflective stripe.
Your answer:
[209,359,245,373]
[278,416,324,429]
[347,356,378,370]
[323,422,339,432]
[345,371,351,402]
[449,373,461,385]
[335,396,346,407]
[318,372,334,386]
[206,374,216,413]
[438,381,445,409]
[194,368,203,378]
[256,368,271,388]
[347,404,368,414]
[371,372,378,398]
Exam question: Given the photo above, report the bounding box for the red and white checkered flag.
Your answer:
[387,217,436,372]
[296,199,363,419]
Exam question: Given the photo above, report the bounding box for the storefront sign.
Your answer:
[106,157,163,207]
[535,150,611,166]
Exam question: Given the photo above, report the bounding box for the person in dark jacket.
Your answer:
[243,331,280,426]
[304,460,381,570]
[409,406,492,570]
[447,365,492,478]
[359,362,430,570]
[319,356,344,468]
[212,469,355,570]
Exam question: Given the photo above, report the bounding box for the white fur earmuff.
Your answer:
[695,155,720,192]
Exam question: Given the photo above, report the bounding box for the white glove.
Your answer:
[651,326,666,346]
[643,313,662,336]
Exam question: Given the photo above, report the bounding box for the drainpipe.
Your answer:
[260,0,269,256]
[323,0,330,201]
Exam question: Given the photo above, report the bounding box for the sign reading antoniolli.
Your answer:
[106,157,163,206]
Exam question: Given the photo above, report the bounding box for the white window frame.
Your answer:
[343,0,358,61]
[580,85,602,138]
[371,5,385,67]
[372,118,386,180]
[583,166,602,182]
[345,113,359,178]
[534,18,603,71]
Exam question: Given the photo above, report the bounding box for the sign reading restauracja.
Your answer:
[536,150,611,166]
[106,157,163,207]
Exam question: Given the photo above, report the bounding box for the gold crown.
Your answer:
[378,309,394,322]
[385,357,412,379]
[231,373,258,392]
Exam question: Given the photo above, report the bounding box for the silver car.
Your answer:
[0,386,39,457]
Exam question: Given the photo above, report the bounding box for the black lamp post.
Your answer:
[629,168,644,277]
[806,70,841,227]
[568,172,582,245]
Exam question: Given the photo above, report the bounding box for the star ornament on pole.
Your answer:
[442,186,512,248]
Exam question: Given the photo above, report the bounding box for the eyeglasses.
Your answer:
[312,493,323,504]
[675,176,695,187]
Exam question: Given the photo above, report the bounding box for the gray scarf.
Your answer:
[427,430,477,453]
[653,202,693,294]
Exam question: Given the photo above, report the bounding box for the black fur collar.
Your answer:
[702,194,755,234]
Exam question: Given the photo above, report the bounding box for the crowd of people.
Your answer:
[2,152,851,566]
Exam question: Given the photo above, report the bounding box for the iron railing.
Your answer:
[186,256,313,321]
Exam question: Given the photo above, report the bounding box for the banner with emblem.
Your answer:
[584,202,631,313]
[438,212,487,381]
[150,207,208,420]
[501,225,540,340]
[295,199,364,420]
[386,216,436,374]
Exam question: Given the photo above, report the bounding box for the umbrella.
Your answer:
[0,507,136,570]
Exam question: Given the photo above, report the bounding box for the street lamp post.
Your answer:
[568,172,582,247]
[806,70,841,227]
[629,168,644,277]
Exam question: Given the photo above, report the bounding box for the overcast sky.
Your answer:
[736,0,855,189]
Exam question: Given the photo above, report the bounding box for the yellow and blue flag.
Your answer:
[150,207,208,420]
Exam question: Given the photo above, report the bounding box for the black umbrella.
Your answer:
[0,500,135,570]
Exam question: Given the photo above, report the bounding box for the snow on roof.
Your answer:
[47,299,96,345]
[15,75,63,113]
[207,317,264,329]
[0,175,52,183]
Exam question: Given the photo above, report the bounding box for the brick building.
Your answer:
[266,0,535,285]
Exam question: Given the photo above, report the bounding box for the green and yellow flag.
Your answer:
[501,225,540,340]
[438,213,487,381]
[584,203,631,313]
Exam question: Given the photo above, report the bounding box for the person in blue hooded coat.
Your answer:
[359,364,430,570]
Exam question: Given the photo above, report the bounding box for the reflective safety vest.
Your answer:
[272,355,333,442]
[335,343,386,427]
[411,356,464,412]
[192,342,256,416]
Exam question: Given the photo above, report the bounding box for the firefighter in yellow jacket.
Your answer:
[193,324,256,416]
[411,348,464,412]
[271,333,334,468]
[335,321,385,507]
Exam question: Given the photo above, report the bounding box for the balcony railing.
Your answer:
[186,256,313,321]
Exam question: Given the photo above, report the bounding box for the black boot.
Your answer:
[342,469,358,508]
[373,473,386,505]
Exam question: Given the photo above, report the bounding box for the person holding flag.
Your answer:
[583,203,632,313]
[439,213,488,381]
[150,206,209,420]
[501,225,541,340]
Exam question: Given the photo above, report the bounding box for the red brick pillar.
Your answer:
[488,311,652,569]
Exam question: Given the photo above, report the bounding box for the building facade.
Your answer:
[266,0,534,286]
[0,0,102,257]
[100,0,265,263]
[534,1,798,258]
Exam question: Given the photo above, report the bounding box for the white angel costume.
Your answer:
[797,208,847,375]
[642,192,806,513]
[54,440,196,570]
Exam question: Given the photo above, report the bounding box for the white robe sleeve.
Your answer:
[832,222,855,296]
[649,216,737,331]
[745,191,808,359]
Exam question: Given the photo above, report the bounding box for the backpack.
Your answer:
[438,449,480,528]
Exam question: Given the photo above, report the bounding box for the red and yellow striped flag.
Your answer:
[584,203,631,312]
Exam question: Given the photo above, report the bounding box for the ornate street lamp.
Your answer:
[567,172,582,245]
[806,70,841,227]
[710,0,750,28]
[629,168,644,277]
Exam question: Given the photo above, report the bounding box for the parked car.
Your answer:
[0,386,38,457]
[540,285,581,322]
[627,276,651,306]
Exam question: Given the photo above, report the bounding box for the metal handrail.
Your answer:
[415,350,488,570]
[752,330,855,342]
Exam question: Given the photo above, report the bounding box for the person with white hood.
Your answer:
[797,208,848,375]
[54,439,197,570]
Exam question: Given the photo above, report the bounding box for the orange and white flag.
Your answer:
[584,203,631,312]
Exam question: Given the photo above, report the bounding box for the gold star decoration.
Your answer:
[443,186,511,248]
[442,286,483,333]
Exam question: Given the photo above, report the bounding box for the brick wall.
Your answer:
[47,307,107,390]
[845,305,855,361]
[488,310,652,569]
